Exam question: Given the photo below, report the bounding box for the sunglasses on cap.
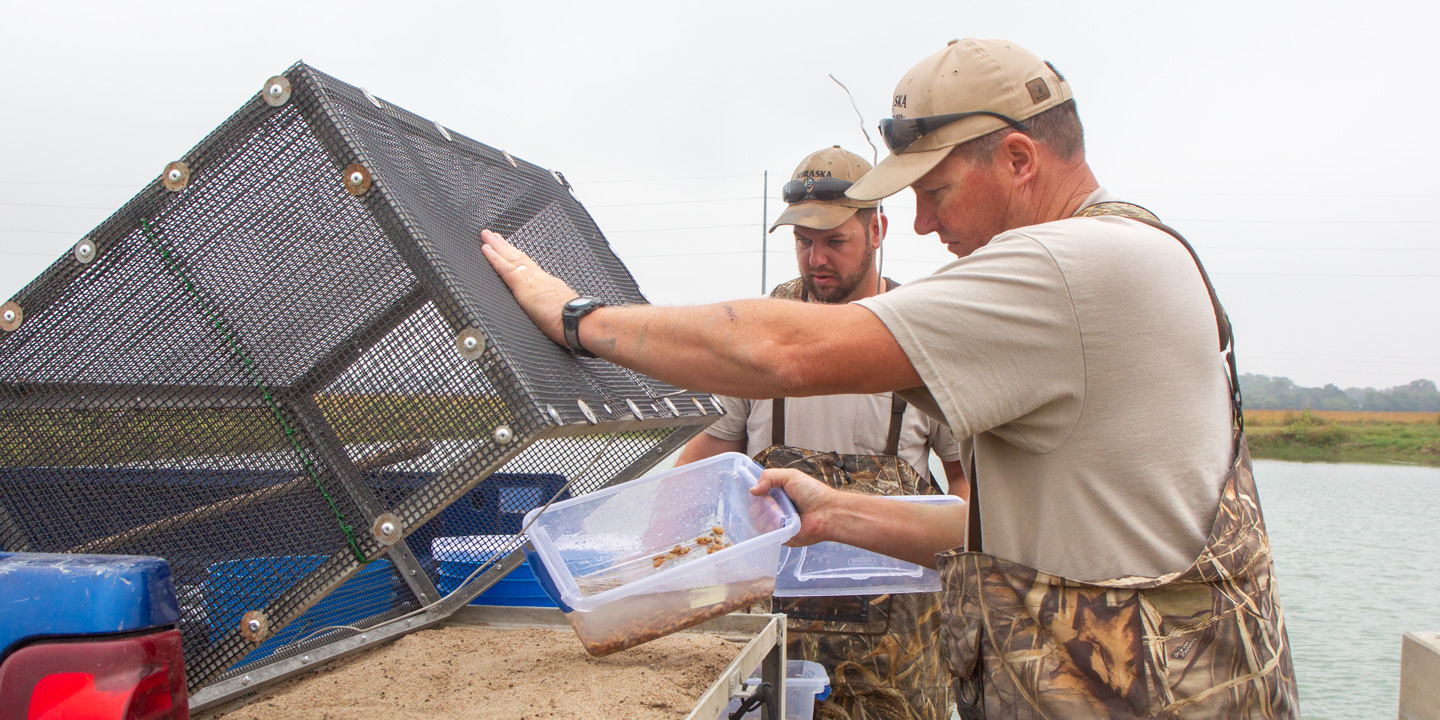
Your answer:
[781,176,854,204]
[879,111,1030,154]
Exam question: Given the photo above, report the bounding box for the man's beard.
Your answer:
[802,239,876,304]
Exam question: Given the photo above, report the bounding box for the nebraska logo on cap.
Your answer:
[1026,78,1050,104]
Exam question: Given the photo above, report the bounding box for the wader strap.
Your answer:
[883,394,908,456]
[771,394,909,456]
[1129,217,1245,439]
[772,397,786,446]
[966,453,981,552]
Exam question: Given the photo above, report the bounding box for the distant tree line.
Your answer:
[1239,374,1440,412]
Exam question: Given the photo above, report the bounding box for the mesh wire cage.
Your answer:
[0,62,721,697]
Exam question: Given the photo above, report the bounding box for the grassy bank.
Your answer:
[0,394,510,466]
[1244,410,1440,466]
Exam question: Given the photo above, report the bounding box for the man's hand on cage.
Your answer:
[480,229,576,346]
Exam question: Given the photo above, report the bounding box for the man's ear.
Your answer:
[872,211,888,246]
[999,132,1039,187]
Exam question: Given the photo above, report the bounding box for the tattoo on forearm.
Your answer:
[722,304,738,322]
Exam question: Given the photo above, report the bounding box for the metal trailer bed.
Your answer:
[194,605,790,720]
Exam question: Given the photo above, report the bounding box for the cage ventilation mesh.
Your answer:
[0,62,721,693]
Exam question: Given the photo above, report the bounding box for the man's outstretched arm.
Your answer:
[480,229,922,398]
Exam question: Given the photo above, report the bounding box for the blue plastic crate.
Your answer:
[205,556,399,665]
[432,536,555,607]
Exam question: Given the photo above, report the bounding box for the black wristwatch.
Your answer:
[562,296,606,358]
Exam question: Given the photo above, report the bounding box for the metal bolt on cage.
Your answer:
[240,611,269,644]
[576,399,598,424]
[162,161,190,192]
[0,302,21,332]
[493,425,515,444]
[262,76,292,107]
[455,329,485,360]
[371,513,403,546]
[343,163,372,196]
[73,238,96,264]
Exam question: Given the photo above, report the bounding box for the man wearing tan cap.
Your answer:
[481,37,1297,718]
[676,146,965,720]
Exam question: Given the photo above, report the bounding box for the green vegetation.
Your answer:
[0,394,511,466]
[1245,410,1440,466]
[1240,374,1440,412]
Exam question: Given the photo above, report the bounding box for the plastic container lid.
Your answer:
[773,494,964,597]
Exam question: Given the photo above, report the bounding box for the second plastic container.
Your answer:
[773,494,965,597]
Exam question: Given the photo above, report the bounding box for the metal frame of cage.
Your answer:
[0,62,723,708]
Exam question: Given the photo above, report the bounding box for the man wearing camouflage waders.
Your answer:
[676,145,966,720]
[480,37,1298,719]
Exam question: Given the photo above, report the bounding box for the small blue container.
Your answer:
[432,536,556,607]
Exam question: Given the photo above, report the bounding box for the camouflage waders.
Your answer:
[757,275,951,720]
[768,276,899,302]
[939,205,1298,718]
[940,433,1297,719]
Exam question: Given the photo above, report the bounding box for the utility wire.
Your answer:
[0,180,137,188]
[0,201,117,211]
[1171,218,1440,225]
[1246,353,1439,364]
[5,175,1438,201]
[587,196,764,209]
[1210,271,1440,278]
[1,250,65,258]
[607,222,759,234]
[0,227,87,235]
[558,173,762,185]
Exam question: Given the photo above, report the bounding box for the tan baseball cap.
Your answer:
[847,38,1073,201]
[769,146,880,232]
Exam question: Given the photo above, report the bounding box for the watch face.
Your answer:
[565,297,590,311]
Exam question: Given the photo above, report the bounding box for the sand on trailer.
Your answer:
[209,624,745,720]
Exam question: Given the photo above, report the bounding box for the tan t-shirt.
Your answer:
[857,190,1233,582]
[704,393,963,485]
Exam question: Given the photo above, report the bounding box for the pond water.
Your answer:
[1255,459,1440,718]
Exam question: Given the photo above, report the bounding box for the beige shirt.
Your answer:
[705,393,963,485]
[857,189,1233,582]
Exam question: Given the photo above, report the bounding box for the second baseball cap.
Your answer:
[769,146,880,233]
[847,38,1073,202]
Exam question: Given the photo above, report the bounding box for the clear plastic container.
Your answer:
[773,494,964,597]
[523,453,799,655]
[722,660,832,720]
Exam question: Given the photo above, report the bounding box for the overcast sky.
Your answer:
[3,1,1436,391]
